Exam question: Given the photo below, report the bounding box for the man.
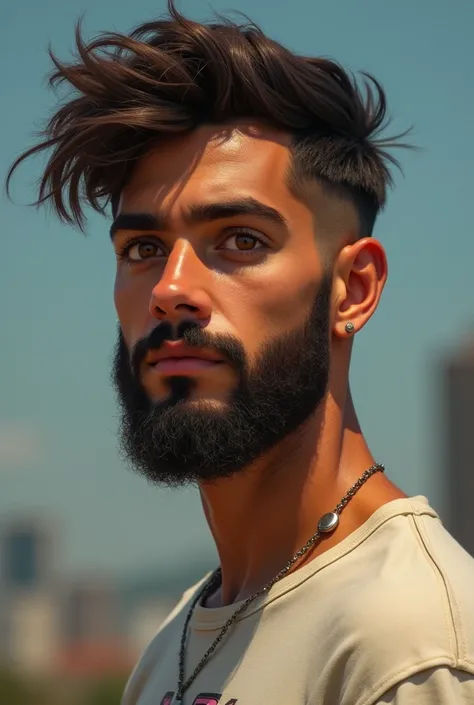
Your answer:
[7,1,474,703]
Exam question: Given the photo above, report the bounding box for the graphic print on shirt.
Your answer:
[159,694,174,705]
[159,693,237,705]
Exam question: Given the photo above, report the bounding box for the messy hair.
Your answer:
[7,0,407,233]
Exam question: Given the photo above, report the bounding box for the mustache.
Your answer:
[130,320,247,380]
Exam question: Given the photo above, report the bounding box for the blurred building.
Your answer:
[0,516,61,674]
[0,512,213,680]
[56,575,135,679]
[63,577,121,644]
[7,590,60,675]
[442,336,474,556]
[0,516,57,593]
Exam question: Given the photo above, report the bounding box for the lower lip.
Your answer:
[150,358,222,375]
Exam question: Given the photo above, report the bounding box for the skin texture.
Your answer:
[113,121,407,607]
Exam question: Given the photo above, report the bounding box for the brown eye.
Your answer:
[235,234,258,250]
[137,242,158,258]
[126,240,164,261]
[221,231,266,252]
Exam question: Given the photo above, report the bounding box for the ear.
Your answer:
[332,238,387,338]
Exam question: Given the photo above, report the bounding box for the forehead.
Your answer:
[119,123,297,211]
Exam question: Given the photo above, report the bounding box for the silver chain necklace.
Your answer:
[175,462,385,702]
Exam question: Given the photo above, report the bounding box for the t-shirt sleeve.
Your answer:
[374,666,474,704]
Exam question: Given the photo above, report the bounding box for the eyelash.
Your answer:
[116,237,164,262]
[116,229,269,263]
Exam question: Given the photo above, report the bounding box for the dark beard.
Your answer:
[112,276,332,487]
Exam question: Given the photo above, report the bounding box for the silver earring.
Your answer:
[345,322,355,334]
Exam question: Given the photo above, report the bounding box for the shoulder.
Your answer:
[372,666,474,704]
[330,501,474,704]
[121,575,209,705]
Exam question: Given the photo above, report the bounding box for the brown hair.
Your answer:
[6,0,408,232]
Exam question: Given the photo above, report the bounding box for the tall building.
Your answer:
[7,590,60,675]
[0,516,56,593]
[442,337,474,556]
[0,516,60,674]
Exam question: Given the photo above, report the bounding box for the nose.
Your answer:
[149,240,213,324]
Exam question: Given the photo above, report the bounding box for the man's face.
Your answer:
[112,123,335,486]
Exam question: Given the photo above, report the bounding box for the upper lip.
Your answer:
[145,342,224,366]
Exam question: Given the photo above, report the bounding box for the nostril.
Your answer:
[176,303,200,313]
[153,302,200,317]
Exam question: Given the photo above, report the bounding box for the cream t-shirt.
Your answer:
[122,497,474,705]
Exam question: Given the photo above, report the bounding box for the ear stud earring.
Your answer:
[345,322,355,334]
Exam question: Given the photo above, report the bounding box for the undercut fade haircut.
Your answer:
[7,0,409,234]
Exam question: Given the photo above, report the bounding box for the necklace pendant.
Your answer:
[318,511,339,533]
[175,464,384,698]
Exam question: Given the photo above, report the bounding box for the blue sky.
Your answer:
[1,0,473,580]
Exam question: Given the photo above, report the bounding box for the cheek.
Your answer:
[261,269,321,327]
[220,254,324,359]
[114,270,153,346]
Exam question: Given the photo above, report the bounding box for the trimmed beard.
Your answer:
[112,276,332,487]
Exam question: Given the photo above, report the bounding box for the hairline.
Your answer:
[110,126,375,243]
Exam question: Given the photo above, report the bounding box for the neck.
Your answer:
[199,388,406,607]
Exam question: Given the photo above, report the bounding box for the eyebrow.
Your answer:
[109,197,288,240]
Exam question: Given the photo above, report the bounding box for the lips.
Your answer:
[144,342,224,376]
[151,357,222,375]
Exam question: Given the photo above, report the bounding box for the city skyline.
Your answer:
[0,515,213,679]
